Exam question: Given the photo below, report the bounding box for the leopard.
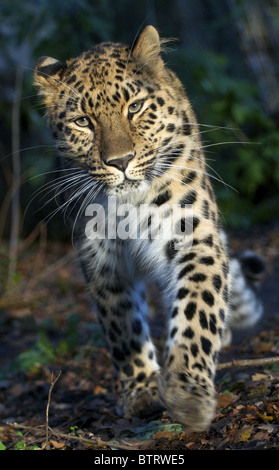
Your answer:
[33,26,265,432]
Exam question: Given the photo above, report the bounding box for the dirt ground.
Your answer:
[0,224,278,450]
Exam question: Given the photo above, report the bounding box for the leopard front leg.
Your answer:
[158,234,229,432]
[85,270,161,418]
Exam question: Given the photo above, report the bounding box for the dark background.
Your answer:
[1,0,279,241]
[0,2,279,450]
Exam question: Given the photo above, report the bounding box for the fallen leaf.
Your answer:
[252,372,271,381]
[135,421,184,441]
[253,342,273,354]
[93,385,108,394]
[50,440,66,449]
[179,430,195,440]
[253,431,268,441]
[256,411,274,422]
[153,429,177,440]
[233,426,254,443]
[267,403,279,418]
[258,423,274,433]
[229,404,245,418]
[185,441,196,449]
[217,392,239,408]
[246,404,258,413]
[249,384,269,397]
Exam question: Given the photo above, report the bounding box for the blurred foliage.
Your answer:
[10,312,103,373]
[172,46,279,226]
[0,0,279,234]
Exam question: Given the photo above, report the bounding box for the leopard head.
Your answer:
[34,26,196,198]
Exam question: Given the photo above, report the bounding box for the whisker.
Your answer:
[41,177,96,224]
[70,181,105,245]
[155,164,201,194]
[29,169,85,197]
[158,161,236,192]
[1,145,55,162]
[178,121,245,138]
[24,62,80,98]
[123,21,147,80]
[41,174,91,209]
[23,170,88,220]
[199,141,256,150]
[25,166,84,184]
[154,136,237,192]
[62,176,97,221]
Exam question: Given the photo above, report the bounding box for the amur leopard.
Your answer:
[33,26,264,432]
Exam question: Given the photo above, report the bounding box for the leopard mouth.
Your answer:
[107,178,148,197]
[116,179,142,190]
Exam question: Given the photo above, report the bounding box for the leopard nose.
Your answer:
[104,153,134,172]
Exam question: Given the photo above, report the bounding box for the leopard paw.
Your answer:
[158,369,216,432]
[118,372,162,419]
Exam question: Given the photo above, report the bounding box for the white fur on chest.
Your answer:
[79,196,195,318]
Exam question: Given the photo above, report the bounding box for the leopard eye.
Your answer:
[74,117,91,127]
[128,101,143,115]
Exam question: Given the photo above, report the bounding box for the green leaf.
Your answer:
[134,420,184,440]
[36,332,56,361]
[14,331,56,372]
[0,441,6,450]
[15,440,26,450]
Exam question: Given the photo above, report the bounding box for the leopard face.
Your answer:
[34,28,198,199]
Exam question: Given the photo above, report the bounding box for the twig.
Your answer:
[44,371,62,449]
[7,66,24,291]
[0,296,47,310]
[50,430,142,450]
[3,250,76,298]
[27,250,76,286]
[8,422,144,450]
[217,356,279,371]
[16,223,44,253]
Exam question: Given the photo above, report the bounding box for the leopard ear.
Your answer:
[34,56,66,88]
[131,25,163,71]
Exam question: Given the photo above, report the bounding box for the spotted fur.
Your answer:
[34,26,264,431]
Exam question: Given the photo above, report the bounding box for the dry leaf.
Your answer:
[256,411,274,422]
[253,431,268,440]
[217,392,239,408]
[185,441,196,449]
[253,342,273,355]
[93,385,108,394]
[252,372,272,381]
[258,423,274,433]
[179,430,195,440]
[233,426,253,443]
[267,403,279,418]
[153,429,176,439]
[50,440,66,449]
[249,383,269,397]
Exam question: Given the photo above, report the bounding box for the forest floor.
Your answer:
[0,223,278,451]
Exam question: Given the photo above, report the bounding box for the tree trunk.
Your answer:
[227,0,279,115]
